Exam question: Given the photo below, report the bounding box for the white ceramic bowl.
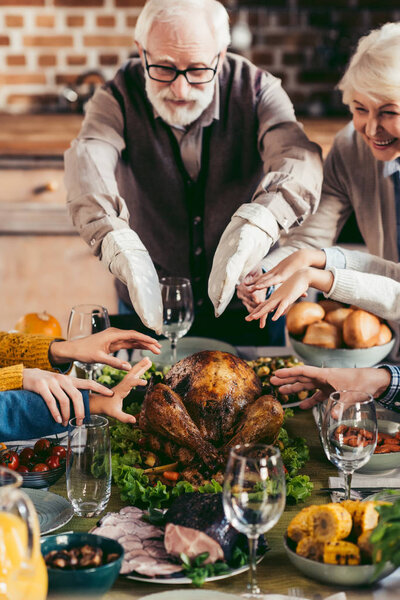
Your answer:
[283,535,395,586]
[289,335,396,368]
[357,419,400,474]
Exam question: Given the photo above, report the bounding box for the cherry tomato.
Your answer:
[45,455,60,470]
[31,463,49,473]
[19,447,35,465]
[34,439,51,457]
[17,465,29,473]
[0,450,19,471]
[51,445,66,460]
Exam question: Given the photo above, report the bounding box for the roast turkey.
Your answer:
[139,351,284,473]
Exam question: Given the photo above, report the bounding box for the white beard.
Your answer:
[145,75,215,128]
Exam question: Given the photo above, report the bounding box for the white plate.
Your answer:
[126,553,266,585]
[23,488,74,535]
[141,336,238,366]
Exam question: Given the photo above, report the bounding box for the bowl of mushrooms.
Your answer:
[41,532,124,595]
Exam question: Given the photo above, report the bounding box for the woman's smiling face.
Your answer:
[351,93,400,161]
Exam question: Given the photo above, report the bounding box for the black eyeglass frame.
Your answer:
[143,50,220,84]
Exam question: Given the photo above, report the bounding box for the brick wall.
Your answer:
[0,0,399,114]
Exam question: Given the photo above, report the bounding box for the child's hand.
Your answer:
[89,357,152,423]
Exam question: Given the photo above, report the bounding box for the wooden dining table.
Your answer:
[47,346,400,600]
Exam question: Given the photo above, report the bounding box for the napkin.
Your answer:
[328,474,400,502]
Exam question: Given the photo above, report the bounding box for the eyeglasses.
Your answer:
[143,50,220,85]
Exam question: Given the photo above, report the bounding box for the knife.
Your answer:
[320,487,400,492]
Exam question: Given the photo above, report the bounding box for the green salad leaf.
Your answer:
[370,497,400,576]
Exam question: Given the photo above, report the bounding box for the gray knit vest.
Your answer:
[107,53,264,312]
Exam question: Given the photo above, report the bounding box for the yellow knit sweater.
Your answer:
[0,332,58,391]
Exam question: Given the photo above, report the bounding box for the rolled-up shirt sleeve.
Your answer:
[64,89,132,256]
[251,74,323,239]
[376,365,400,413]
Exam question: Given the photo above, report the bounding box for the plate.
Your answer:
[126,552,266,585]
[23,488,74,535]
[283,534,396,586]
[142,591,243,600]
[141,337,238,366]
[357,420,400,475]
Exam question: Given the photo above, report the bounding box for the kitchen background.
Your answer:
[0,0,399,333]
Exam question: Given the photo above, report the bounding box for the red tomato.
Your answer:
[0,450,19,471]
[51,445,66,460]
[45,455,60,470]
[31,463,49,472]
[17,465,29,473]
[19,447,35,465]
[34,439,51,457]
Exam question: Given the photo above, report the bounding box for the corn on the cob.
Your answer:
[287,506,316,542]
[353,501,379,535]
[341,499,362,519]
[323,541,361,565]
[308,504,352,542]
[357,530,373,562]
[295,536,324,562]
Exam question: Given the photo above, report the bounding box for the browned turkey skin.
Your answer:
[139,351,284,476]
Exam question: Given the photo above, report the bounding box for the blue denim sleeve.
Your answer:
[376,365,400,413]
[0,389,90,442]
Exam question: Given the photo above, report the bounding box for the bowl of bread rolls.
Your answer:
[287,300,395,367]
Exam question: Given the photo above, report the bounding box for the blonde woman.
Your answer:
[244,23,400,354]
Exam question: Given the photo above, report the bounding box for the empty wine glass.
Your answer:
[160,277,194,364]
[223,444,286,598]
[321,390,378,500]
[67,304,110,379]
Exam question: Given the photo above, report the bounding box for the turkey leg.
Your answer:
[139,383,222,469]
[224,395,284,449]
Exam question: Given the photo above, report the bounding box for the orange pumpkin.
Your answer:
[14,311,62,337]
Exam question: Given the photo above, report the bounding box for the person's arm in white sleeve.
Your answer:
[261,137,354,274]
[64,88,162,333]
[208,73,323,316]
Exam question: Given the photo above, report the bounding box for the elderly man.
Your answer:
[64,0,322,342]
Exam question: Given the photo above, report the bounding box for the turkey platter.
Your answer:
[139,350,284,484]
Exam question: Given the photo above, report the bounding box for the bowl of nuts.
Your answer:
[41,532,124,595]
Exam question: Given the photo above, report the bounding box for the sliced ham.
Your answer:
[90,525,126,540]
[164,522,224,564]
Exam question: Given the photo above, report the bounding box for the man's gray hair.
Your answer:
[134,0,231,53]
[338,22,400,107]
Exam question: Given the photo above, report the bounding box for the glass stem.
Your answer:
[86,366,94,380]
[170,337,178,363]
[247,535,260,596]
[344,471,352,500]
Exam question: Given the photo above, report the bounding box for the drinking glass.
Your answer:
[321,390,378,500]
[160,277,194,364]
[66,415,111,517]
[67,304,110,379]
[223,444,286,598]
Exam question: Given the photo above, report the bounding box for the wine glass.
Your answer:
[321,390,378,500]
[223,444,286,598]
[160,277,194,364]
[67,304,110,379]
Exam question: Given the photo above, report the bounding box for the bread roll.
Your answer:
[342,310,381,349]
[286,302,325,336]
[325,308,354,330]
[318,299,345,314]
[303,321,342,349]
[376,323,392,346]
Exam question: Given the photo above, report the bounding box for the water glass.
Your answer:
[321,390,378,500]
[223,444,286,598]
[66,415,111,517]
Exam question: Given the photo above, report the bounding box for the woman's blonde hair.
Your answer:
[338,22,400,107]
[134,0,231,53]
